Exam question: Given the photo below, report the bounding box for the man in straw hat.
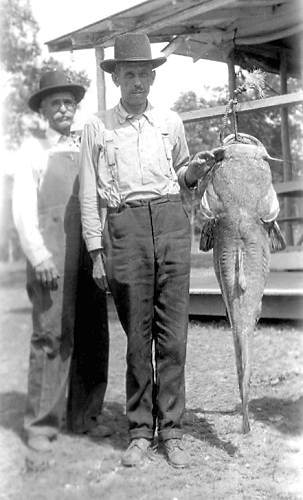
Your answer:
[13,70,111,452]
[80,33,223,468]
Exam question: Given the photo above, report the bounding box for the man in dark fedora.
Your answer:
[80,33,221,468]
[13,70,111,452]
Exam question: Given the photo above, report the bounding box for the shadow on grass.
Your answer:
[189,396,303,438]
[249,395,303,435]
[65,401,129,451]
[0,392,129,451]
[0,269,26,288]
[189,315,229,327]
[95,401,128,450]
[0,391,25,436]
[8,306,31,315]
[183,408,238,457]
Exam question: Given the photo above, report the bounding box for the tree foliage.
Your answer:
[0,0,40,73]
[172,72,303,236]
[0,0,91,150]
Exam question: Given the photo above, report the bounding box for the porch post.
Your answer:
[95,46,106,112]
[280,49,294,246]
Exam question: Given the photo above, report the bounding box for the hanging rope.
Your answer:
[220,69,266,144]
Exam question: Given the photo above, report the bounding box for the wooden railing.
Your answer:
[180,92,303,124]
[274,179,303,197]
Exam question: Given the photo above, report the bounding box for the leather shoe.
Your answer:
[87,423,113,438]
[163,439,189,468]
[27,435,52,453]
[121,438,151,467]
[75,416,113,437]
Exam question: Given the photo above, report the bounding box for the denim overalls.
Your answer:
[25,147,109,438]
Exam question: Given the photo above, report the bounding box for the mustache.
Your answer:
[55,113,73,119]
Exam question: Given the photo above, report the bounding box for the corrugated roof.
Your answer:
[46,0,303,76]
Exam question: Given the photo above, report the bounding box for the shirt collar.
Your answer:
[116,100,155,125]
[45,127,64,146]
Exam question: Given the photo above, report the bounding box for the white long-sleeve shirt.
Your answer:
[12,128,80,267]
[79,101,190,252]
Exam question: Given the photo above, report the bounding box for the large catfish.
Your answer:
[199,133,285,433]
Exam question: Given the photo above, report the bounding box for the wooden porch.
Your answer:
[189,263,303,320]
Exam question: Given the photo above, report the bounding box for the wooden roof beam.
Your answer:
[143,0,236,29]
[78,16,138,35]
[237,43,292,58]
[162,30,233,60]
[236,24,303,45]
[189,3,291,24]
[225,0,288,6]
[164,31,227,47]
[92,0,236,47]
[46,0,169,48]
[234,2,302,36]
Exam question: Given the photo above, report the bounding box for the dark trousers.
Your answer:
[67,252,109,433]
[25,250,109,438]
[24,151,109,439]
[103,194,191,441]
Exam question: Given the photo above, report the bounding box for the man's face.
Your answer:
[40,91,77,135]
[112,62,155,112]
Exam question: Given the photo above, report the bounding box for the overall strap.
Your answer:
[100,111,117,176]
[153,113,177,181]
[154,113,172,163]
[99,110,123,205]
[103,129,116,169]
[160,131,172,162]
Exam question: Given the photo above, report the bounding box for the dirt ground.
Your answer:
[0,262,302,500]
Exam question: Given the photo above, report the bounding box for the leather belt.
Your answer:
[107,193,181,213]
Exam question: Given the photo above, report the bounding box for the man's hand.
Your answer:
[185,147,225,187]
[90,250,109,292]
[34,257,60,290]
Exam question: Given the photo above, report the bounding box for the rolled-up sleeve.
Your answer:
[79,119,104,251]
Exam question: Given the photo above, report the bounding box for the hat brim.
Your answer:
[28,84,86,112]
[100,56,167,73]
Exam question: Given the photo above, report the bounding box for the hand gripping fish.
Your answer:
[199,133,285,433]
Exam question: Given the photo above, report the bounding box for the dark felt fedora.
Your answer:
[28,70,86,112]
[100,33,167,73]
